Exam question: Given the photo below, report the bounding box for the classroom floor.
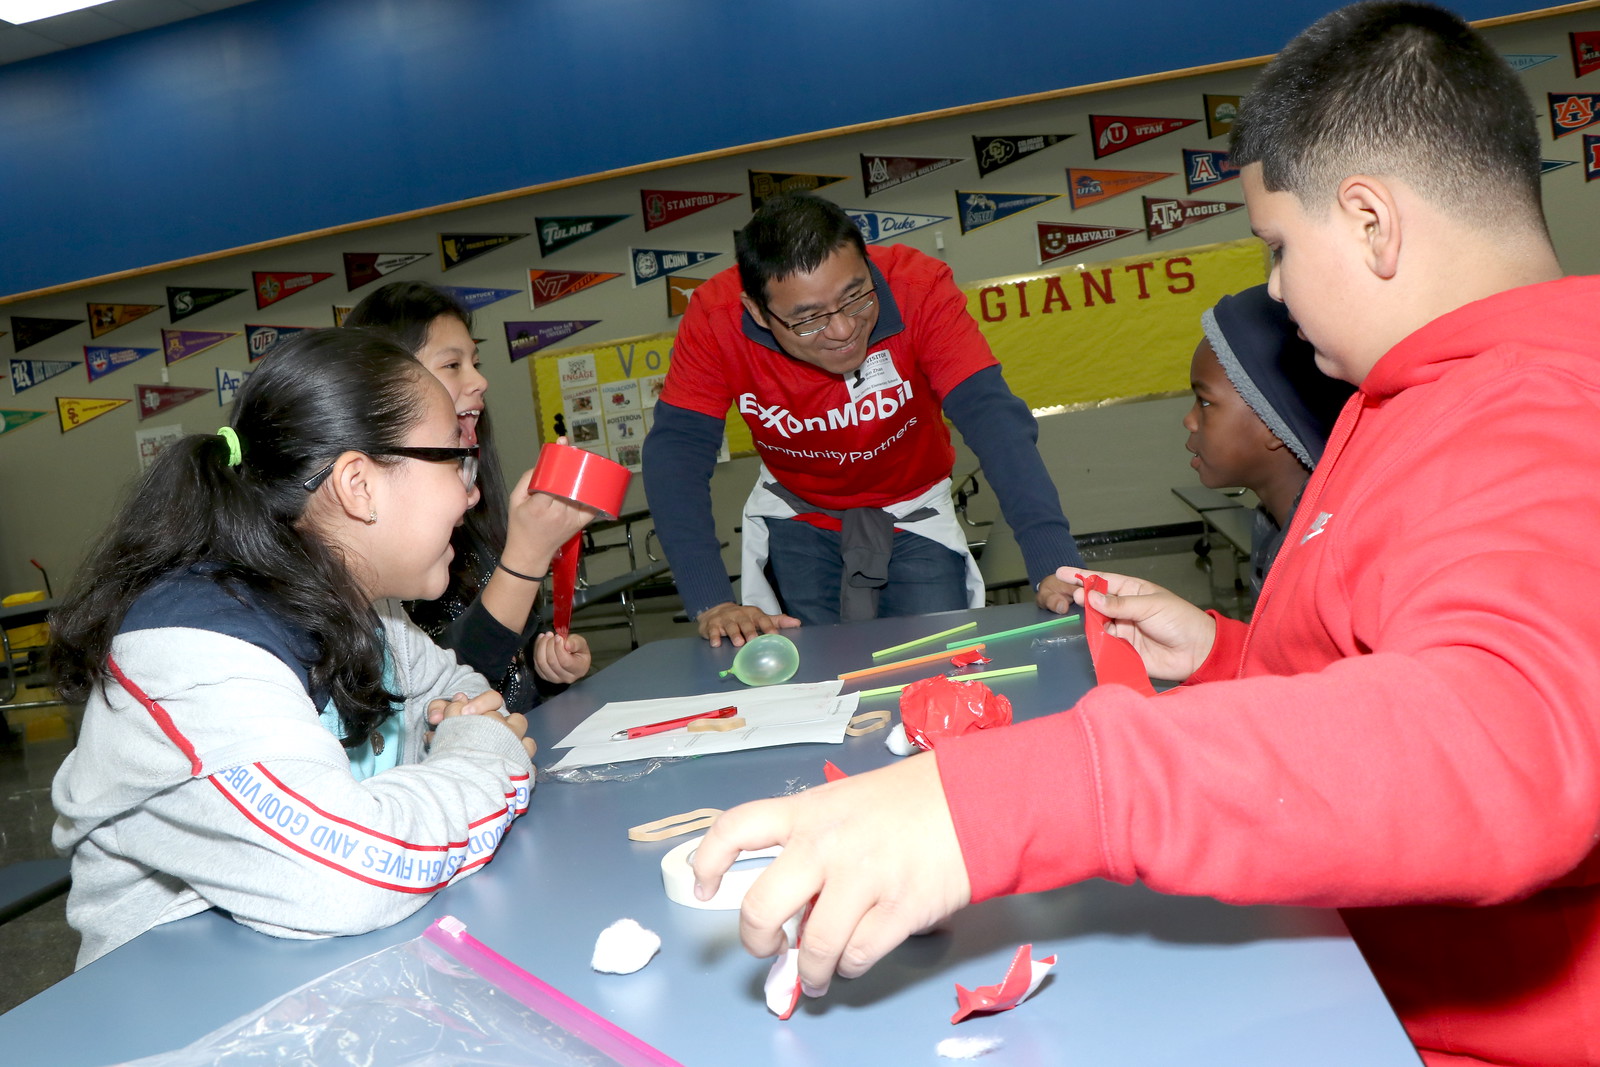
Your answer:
[0,536,1250,1017]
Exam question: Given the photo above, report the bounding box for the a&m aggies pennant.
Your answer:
[84,346,157,382]
[1573,31,1600,78]
[861,154,964,196]
[527,270,622,309]
[1203,95,1241,139]
[971,134,1073,178]
[254,271,334,309]
[1183,149,1239,193]
[504,321,599,362]
[631,248,723,286]
[87,303,161,339]
[10,316,81,352]
[57,396,130,433]
[1089,114,1197,159]
[343,252,429,290]
[439,233,527,270]
[748,171,849,209]
[1067,168,1173,210]
[11,358,77,393]
[137,383,210,420]
[640,189,741,231]
[955,191,1061,234]
[245,324,314,363]
[1550,93,1600,138]
[163,329,238,365]
[847,209,950,244]
[1036,222,1142,265]
[167,286,245,322]
[1144,196,1245,239]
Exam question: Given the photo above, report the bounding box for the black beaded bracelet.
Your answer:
[496,561,548,583]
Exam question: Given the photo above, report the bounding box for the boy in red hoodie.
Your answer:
[694,4,1600,1063]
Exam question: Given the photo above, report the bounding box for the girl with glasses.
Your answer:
[49,329,538,966]
[344,283,596,714]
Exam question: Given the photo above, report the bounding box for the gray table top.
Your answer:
[0,603,1419,1065]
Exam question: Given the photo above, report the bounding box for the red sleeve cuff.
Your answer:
[1185,611,1248,686]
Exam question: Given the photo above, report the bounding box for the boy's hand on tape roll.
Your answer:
[1061,567,1217,681]
[691,752,970,997]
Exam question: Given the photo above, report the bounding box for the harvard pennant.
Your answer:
[1573,31,1600,78]
[535,217,626,258]
[1067,168,1173,210]
[168,286,245,322]
[1036,222,1142,265]
[1089,114,1197,158]
[1143,196,1245,239]
[861,155,963,196]
[57,396,130,433]
[136,383,210,420]
[1550,93,1600,138]
[1183,149,1240,193]
[87,303,161,339]
[748,171,848,209]
[641,189,741,231]
[971,134,1073,178]
[343,252,429,290]
[10,316,81,352]
[504,321,599,362]
[528,270,622,309]
[631,248,723,287]
[254,271,333,309]
[955,191,1061,233]
[847,209,950,244]
[84,345,157,382]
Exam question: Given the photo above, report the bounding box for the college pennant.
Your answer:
[343,252,429,290]
[254,271,333,309]
[641,189,742,231]
[57,396,130,433]
[971,134,1074,178]
[87,303,162,339]
[1036,222,1142,265]
[216,367,252,406]
[1203,95,1241,139]
[1502,53,1557,72]
[10,316,82,352]
[1586,134,1600,181]
[1089,114,1198,158]
[503,321,600,362]
[527,269,623,309]
[1143,196,1245,239]
[1183,148,1240,193]
[162,329,238,365]
[1067,168,1173,210]
[846,209,950,244]
[244,324,314,363]
[331,306,351,326]
[667,276,706,318]
[436,286,519,311]
[861,155,964,196]
[1574,31,1600,78]
[0,409,47,438]
[167,286,246,322]
[1541,159,1578,174]
[955,191,1062,233]
[1550,93,1600,138]
[84,345,157,382]
[535,216,627,257]
[136,383,210,420]
[748,170,849,209]
[439,232,527,271]
[630,248,723,286]
[10,358,78,394]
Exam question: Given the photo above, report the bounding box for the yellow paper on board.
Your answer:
[962,238,1267,410]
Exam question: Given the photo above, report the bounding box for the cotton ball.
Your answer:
[937,1034,1004,1059]
[884,722,916,756]
[591,918,661,974]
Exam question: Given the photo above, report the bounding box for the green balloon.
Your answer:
[728,633,800,686]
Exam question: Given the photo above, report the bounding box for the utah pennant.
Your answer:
[1037,222,1142,265]
[87,303,161,339]
[862,155,964,196]
[343,252,429,290]
[641,189,741,231]
[748,171,849,209]
[1550,93,1600,138]
[254,271,333,309]
[971,134,1073,178]
[57,396,130,433]
[1090,114,1197,158]
[1183,149,1240,193]
[528,269,622,309]
[1067,168,1173,210]
[84,345,157,382]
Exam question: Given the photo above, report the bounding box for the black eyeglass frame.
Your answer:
[301,445,482,493]
[766,287,877,337]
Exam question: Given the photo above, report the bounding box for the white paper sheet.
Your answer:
[547,681,857,771]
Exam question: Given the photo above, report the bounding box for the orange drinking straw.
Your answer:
[837,644,986,682]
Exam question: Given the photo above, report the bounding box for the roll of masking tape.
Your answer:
[660,835,782,910]
[529,441,631,519]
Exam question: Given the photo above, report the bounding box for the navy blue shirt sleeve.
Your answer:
[943,364,1084,585]
[641,400,736,617]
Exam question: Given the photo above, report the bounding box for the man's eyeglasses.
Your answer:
[768,288,876,337]
[302,446,481,493]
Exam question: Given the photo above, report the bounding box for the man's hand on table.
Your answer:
[691,752,972,998]
[1059,567,1217,681]
[696,602,801,648]
[1034,573,1079,614]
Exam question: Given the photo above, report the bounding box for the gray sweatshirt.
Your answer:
[52,573,534,967]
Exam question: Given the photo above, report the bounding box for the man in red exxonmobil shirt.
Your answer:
[692,6,1600,1064]
[643,193,1082,647]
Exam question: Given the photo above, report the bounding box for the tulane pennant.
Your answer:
[534,216,627,257]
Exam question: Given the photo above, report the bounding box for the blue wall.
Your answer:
[0,0,1538,297]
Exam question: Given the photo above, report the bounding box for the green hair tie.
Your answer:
[217,426,243,468]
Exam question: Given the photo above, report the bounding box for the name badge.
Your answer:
[845,349,902,402]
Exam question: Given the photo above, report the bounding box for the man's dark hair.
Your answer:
[1230,2,1544,233]
[736,193,867,305]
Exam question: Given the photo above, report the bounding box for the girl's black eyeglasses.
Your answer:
[302,446,481,492]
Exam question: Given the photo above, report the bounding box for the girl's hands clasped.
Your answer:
[427,689,536,758]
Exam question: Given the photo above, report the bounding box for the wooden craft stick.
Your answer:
[854,663,1040,699]
[687,715,746,732]
[947,614,1080,648]
[838,643,986,682]
[627,808,723,842]
[871,621,977,659]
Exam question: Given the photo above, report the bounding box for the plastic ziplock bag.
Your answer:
[113,915,682,1067]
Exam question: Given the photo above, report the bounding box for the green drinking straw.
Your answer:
[871,620,977,659]
[948,614,1080,648]
[855,663,1039,699]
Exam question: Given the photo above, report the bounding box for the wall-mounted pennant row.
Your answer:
[1143,196,1245,239]
[1550,93,1600,138]
[10,316,81,352]
[861,155,963,196]
[343,252,429,290]
[971,134,1073,178]
[631,248,723,287]
[87,303,161,339]
[137,383,210,420]
[1067,168,1173,210]
[1183,149,1240,193]
[1089,114,1197,158]
[504,321,600,362]
[254,271,333,309]
[641,189,741,231]
[528,270,622,309]
[11,358,77,394]
[748,171,848,209]
[168,286,245,323]
[1037,222,1142,265]
[162,329,238,365]
[439,232,527,271]
[85,346,157,382]
[57,396,130,433]
[535,216,627,257]
[955,191,1061,233]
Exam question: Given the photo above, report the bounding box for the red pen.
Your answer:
[611,706,738,741]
